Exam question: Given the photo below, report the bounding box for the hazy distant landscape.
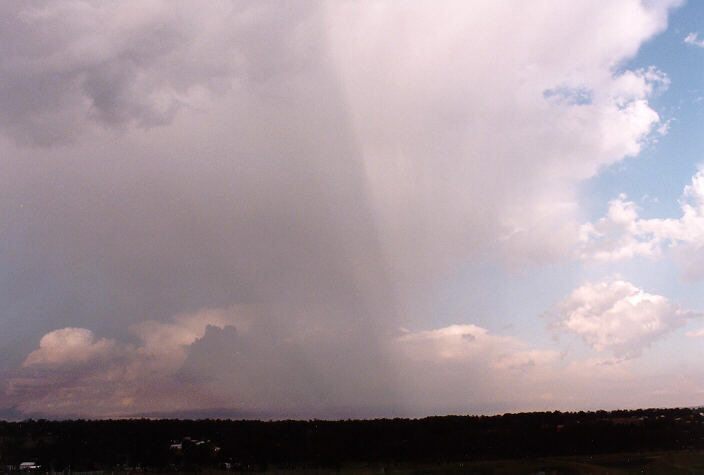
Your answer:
[4,408,704,472]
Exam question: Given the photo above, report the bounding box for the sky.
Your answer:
[6,0,704,419]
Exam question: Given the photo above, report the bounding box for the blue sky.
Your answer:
[5,0,704,419]
[579,0,704,304]
[430,0,704,354]
[586,0,704,218]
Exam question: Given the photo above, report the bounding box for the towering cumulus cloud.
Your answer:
[0,0,682,417]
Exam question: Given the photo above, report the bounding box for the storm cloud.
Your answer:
[0,0,686,418]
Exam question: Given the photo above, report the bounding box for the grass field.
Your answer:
[247,450,704,474]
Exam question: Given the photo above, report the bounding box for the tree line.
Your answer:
[1,407,703,471]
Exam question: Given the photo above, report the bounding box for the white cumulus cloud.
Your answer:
[685,32,704,47]
[23,328,121,367]
[551,280,696,358]
[580,168,704,280]
[7,307,247,417]
[393,324,560,370]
